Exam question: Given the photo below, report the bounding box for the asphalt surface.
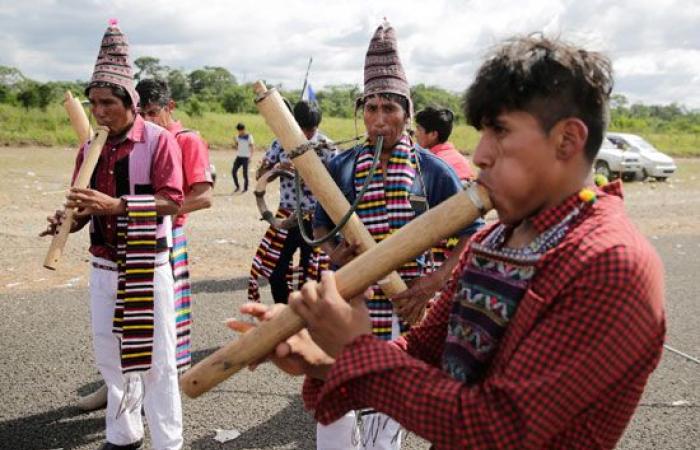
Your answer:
[1,234,698,450]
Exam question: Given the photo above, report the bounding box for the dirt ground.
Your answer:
[1,146,699,293]
[0,147,699,449]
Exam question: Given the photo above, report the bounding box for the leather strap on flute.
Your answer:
[43,126,109,270]
[180,182,492,398]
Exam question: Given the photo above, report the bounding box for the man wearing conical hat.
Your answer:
[309,20,481,449]
[42,20,184,450]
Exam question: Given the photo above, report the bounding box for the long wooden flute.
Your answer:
[180,183,490,398]
[43,126,109,270]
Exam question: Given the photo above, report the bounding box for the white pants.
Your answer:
[317,410,402,450]
[90,256,183,450]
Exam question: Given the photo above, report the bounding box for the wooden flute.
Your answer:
[43,125,109,270]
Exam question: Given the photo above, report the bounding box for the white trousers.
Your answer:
[317,411,402,450]
[317,314,403,450]
[90,256,183,450]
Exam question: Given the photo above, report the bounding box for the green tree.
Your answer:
[316,84,359,118]
[184,96,204,117]
[134,56,167,80]
[0,65,26,88]
[411,84,463,122]
[189,66,237,96]
[167,69,191,102]
[37,83,53,110]
[17,81,40,109]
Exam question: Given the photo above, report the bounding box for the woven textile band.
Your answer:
[171,225,193,373]
[113,195,157,374]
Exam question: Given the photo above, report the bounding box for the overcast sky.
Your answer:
[1,0,699,108]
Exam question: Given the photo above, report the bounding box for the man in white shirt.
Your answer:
[232,122,255,192]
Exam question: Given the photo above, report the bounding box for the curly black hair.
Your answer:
[464,34,613,161]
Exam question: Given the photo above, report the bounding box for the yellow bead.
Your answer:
[579,188,596,203]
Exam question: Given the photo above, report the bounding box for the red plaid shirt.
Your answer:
[303,181,666,449]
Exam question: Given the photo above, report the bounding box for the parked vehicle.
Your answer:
[594,136,641,181]
[606,132,677,181]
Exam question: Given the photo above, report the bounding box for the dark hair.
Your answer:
[464,35,613,161]
[236,122,245,131]
[294,100,322,130]
[135,78,171,107]
[85,82,132,109]
[415,106,454,143]
[356,93,410,118]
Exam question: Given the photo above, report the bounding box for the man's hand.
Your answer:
[65,188,124,217]
[288,271,372,358]
[276,161,294,172]
[390,274,441,325]
[327,239,359,267]
[226,302,335,379]
[39,210,66,237]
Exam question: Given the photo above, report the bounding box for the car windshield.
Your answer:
[623,135,657,152]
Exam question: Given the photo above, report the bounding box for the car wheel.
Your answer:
[641,169,649,181]
[594,160,612,180]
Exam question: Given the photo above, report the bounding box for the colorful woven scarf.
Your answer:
[248,208,330,302]
[354,135,421,339]
[442,202,586,384]
[171,225,192,373]
[113,195,157,374]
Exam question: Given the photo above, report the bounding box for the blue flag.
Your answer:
[306,84,317,103]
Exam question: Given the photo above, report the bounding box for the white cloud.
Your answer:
[1,0,699,107]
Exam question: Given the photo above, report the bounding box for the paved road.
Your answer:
[1,235,698,450]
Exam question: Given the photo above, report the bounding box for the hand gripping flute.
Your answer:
[43,125,109,270]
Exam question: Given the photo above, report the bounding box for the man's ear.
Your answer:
[554,118,588,161]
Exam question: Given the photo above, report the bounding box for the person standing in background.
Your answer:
[232,122,254,193]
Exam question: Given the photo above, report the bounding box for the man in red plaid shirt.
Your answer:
[232,35,666,449]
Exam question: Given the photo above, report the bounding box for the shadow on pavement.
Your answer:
[0,405,104,450]
[191,276,261,294]
[189,395,315,449]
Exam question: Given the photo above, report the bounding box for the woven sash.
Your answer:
[247,208,330,302]
[354,135,420,339]
[171,225,192,373]
[113,195,157,374]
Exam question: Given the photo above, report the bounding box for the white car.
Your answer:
[594,136,642,181]
[606,132,677,181]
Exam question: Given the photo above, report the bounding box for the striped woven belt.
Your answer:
[92,260,168,271]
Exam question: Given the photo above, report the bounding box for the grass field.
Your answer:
[1,103,698,156]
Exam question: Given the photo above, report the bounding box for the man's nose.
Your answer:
[472,134,491,169]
